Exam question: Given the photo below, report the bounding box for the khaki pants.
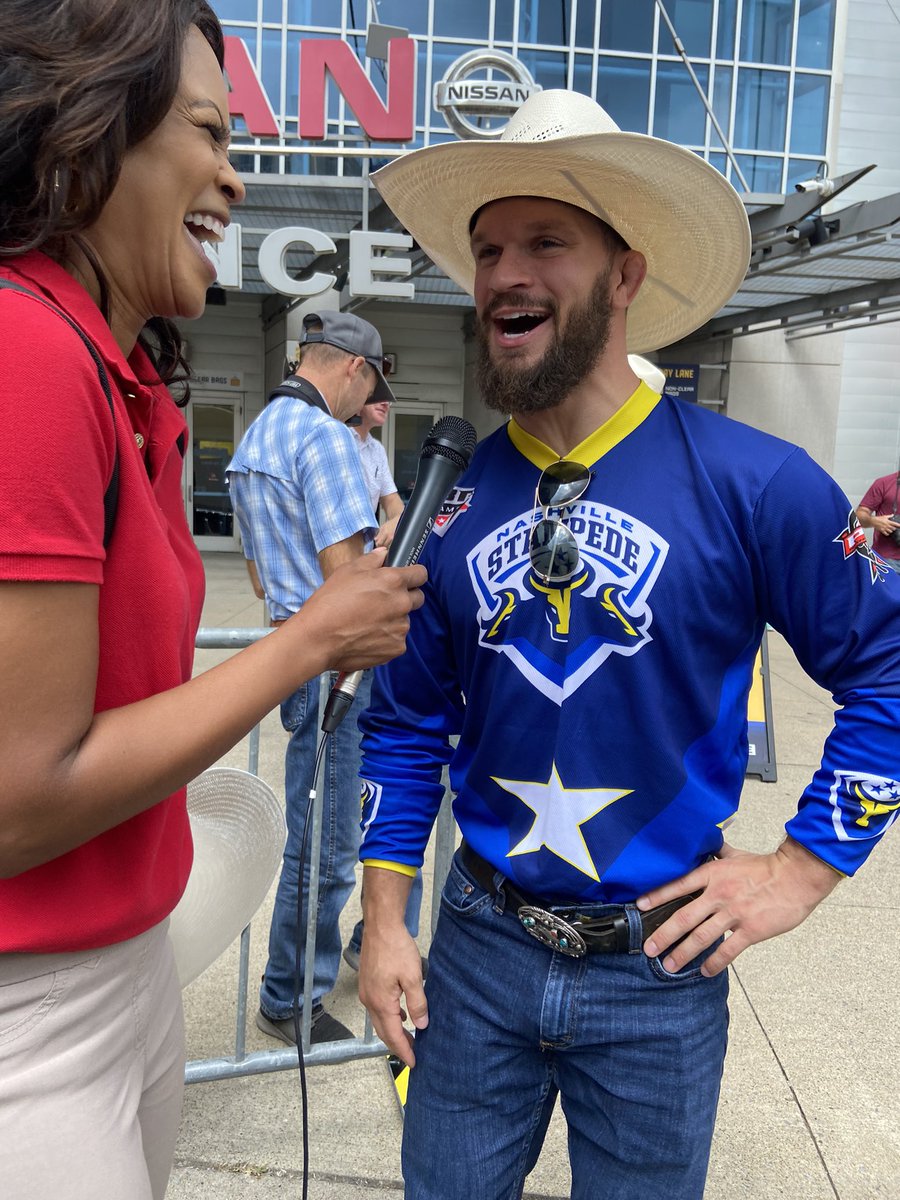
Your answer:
[0,920,184,1199]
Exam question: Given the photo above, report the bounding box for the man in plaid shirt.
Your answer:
[228,310,403,1045]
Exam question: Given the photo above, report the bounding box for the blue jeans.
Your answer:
[402,851,729,1200]
[260,671,421,1019]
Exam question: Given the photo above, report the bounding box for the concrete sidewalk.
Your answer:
[169,552,900,1199]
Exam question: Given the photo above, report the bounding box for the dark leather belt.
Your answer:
[460,843,699,958]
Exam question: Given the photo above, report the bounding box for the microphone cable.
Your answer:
[291,725,331,1200]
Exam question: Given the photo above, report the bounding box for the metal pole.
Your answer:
[234,924,252,1061]
[653,0,751,193]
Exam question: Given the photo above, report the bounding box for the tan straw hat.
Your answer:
[373,89,751,353]
[168,768,285,988]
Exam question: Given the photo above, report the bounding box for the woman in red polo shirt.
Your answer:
[0,3,424,1196]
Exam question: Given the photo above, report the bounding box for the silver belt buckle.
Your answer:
[518,905,586,957]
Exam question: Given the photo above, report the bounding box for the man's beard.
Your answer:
[475,271,613,416]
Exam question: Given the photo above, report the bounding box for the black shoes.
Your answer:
[256,1004,354,1046]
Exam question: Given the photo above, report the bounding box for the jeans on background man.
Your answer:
[260,671,421,1021]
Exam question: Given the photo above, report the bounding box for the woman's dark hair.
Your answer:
[0,0,225,403]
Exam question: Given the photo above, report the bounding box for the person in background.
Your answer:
[856,468,900,572]
[228,310,422,1045]
[355,89,900,1199]
[353,394,404,548]
[0,6,424,1197]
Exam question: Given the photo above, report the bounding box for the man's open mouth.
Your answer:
[493,311,552,342]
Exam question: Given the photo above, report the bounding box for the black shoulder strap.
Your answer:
[267,374,330,414]
[0,278,119,548]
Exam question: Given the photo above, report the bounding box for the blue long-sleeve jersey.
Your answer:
[359,383,900,903]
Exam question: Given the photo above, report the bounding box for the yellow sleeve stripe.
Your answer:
[362,859,418,878]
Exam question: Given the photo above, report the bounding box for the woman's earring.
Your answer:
[53,166,60,194]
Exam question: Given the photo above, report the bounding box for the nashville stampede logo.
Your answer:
[829,770,900,841]
[467,500,668,704]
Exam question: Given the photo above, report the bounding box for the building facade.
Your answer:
[182,0,896,552]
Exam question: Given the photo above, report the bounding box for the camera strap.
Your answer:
[266,374,330,414]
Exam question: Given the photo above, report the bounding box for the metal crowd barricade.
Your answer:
[184,627,455,1085]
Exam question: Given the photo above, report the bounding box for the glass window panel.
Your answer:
[230,152,258,173]
[596,55,650,132]
[710,65,733,148]
[192,405,235,540]
[797,0,836,69]
[369,0,429,35]
[790,73,829,155]
[708,151,728,178]
[599,0,654,53]
[518,0,570,45]
[574,0,597,48]
[287,152,313,174]
[286,0,343,25]
[518,49,568,91]
[305,154,340,176]
[494,0,516,40]
[434,0,490,40]
[215,1,259,21]
[716,0,738,58]
[653,62,709,145]
[394,414,444,502]
[263,0,282,20]
[735,153,784,192]
[261,28,283,113]
[658,0,712,58]
[430,42,471,127]
[222,24,257,51]
[572,54,593,100]
[734,67,788,151]
[739,0,793,65]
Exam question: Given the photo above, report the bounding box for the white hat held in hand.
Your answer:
[169,768,285,988]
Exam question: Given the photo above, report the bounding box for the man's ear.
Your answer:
[613,250,647,311]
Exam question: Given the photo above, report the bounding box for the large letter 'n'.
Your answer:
[298,38,415,142]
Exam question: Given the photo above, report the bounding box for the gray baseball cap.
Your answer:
[299,311,395,404]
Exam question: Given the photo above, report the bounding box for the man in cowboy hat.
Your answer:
[353,91,900,1198]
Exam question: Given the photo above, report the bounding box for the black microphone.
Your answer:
[321,415,477,733]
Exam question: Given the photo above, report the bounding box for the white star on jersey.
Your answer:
[492,763,632,881]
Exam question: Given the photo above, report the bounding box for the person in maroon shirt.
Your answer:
[857,470,900,569]
[0,4,425,1197]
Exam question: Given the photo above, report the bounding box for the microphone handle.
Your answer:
[320,422,475,735]
[320,498,435,734]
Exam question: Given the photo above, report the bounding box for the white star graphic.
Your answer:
[492,763,632,881]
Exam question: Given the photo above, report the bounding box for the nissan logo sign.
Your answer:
[434,49,541,140]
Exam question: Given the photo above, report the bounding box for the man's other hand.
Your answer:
[358,923,427,1069]
[636,837,842,977]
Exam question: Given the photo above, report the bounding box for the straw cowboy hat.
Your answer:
[168,768,285,988]
[373,89,751,354]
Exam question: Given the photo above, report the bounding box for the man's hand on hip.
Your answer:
[636,837,842,977]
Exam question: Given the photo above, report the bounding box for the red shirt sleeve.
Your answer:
[0,291,116,583]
